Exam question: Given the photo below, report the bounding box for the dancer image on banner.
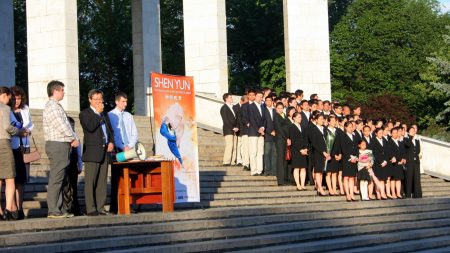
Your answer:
[160,118,184,169]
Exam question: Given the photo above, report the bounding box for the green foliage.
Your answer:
[259,56,285,95]
[226,0,285,94]
[424,26,450,126]
[13,0,27,91]
[78,0,133,111]
[160,0,185,75]
[330,0,450,128]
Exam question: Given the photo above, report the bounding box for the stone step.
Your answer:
[13,210,447,253]
[333,234,450,253]
[231,226,450,253]
[4,198,447,233]
[2,200,450,252]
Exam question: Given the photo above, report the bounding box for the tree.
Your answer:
[160,0,185,76]
[13,0,27,91]
[424,26,450,126]
[226,0,285,94]
[330,0,450,126]
[78,0,133,111]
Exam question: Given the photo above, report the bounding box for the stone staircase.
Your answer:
[1,110,450,252]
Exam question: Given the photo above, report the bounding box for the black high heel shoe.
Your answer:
[3,209,18,221]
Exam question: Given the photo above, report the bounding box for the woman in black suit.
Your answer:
[325,115,340,195]
[371,127,389,199]
[404,126,422,198]
[340,121,359,201]
[289,112,309,190]
[386,127,406,199]
[309,113,329,196]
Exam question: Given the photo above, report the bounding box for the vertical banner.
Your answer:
[151,73,200,202]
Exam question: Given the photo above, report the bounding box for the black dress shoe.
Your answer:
[87,211,99,216]
[243,166,250,171]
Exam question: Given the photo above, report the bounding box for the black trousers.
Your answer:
[275,139,288,185]
[307,153,314,185]
[84,158,109,214]
[405,161,422,198]
[62,149,81,214]
[264,141,277,176]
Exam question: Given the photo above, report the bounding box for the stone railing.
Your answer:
[420,135,450,180]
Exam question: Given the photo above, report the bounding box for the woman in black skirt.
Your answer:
[309,113,329,196]
[386,127,406,199]
[289,112,309,190]
[340,121,359,201]
[371,127,389,199]
[325,115,340,195]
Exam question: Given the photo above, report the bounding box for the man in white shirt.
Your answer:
[108,92,138,213]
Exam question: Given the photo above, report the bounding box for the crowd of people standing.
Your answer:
[0,81,138,220]
[221,88,423,202]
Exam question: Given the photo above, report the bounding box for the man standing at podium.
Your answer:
[108,92,138,214]
[79,89,114,216]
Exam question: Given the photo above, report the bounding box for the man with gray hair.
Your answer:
[79,89,114,216]
[43,80,79,218]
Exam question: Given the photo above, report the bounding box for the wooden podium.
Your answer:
[112,160,175,214]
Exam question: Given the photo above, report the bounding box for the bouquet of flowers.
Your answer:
[358,150,373,171]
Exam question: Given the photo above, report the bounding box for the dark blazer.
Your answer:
[362,136,373,150]
[263,107,276,142]
[309,125,327,172]
[79,107,114,163]
[248,102,265,137]
[241,102,251,136]
[289,124,308,152]
[300,111,310,130]
[220,104,237,136]
[354,130,363,143]
[274,113,289,142]
[386,139,405,162]
[404,136,420,163]
[372,137,388,169]
[340,132,359,170]
[233,103,243,136]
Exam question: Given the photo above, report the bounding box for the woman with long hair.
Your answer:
[0,86,26,220]
[9,86,34,219]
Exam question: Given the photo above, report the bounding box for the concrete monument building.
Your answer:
[1,0,331,117]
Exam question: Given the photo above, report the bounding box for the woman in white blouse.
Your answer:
[9,86,33,220]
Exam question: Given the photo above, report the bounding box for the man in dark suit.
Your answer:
[220,93,239,166]
[263,96,277,176]
[233,95,247,166]
[248,90,265,176]
[240,90,256,171]
[79,89,114,216]
[300,100,310,130]
[274,102,290,185]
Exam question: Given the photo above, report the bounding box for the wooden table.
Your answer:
[112,160,175,214]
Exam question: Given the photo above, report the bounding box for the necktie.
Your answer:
[120,113,129,146]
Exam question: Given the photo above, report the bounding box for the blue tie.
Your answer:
[120,113,129,147]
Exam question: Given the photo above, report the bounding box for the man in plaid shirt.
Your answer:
[43,80,80,218]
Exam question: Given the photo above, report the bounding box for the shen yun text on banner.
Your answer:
[151,72,200,202]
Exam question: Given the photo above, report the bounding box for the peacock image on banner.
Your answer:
[151,72,200,202]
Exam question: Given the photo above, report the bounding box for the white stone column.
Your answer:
[283,0,331,100]
[132,0,162,116]
[0,0,15,87]
[26,0,79,111]
[183,0,228,97]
